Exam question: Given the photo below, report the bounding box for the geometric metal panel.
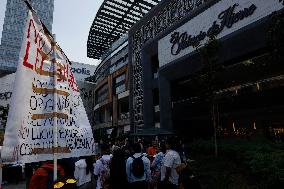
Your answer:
[87,0,161,59]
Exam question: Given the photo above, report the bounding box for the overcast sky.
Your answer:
[0,0,104,65]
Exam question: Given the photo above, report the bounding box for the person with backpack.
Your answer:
[29,161,65,189]
[126,142,151,189]
[109,148,127,189]
[74,156,93,188]
[94,143,111,189]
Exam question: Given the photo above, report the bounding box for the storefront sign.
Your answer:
[159,0,284,67]
[170,4,256,55]
[70,62,96,81]
[71,67,90,75]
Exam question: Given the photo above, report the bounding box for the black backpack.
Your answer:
[131,155,145,178]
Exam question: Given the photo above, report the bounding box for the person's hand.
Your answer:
[176,163,186,174]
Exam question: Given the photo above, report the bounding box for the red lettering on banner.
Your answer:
[23,41,33,69]
[23,18,48,71]
[68,71,79,92]
[57,64,68,82]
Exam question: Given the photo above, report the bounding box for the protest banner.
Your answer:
[1,8,96,164]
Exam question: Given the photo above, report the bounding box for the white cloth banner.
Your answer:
[1,11,96,163]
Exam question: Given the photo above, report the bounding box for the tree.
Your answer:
[193,35,221,157]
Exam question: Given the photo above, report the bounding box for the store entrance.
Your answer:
[171,54,284,142]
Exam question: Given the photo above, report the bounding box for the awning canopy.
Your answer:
[87,0,161,59]
[130,128,174,136]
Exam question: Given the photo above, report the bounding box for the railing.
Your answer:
[118,118,130,126]
[94,121,112,129]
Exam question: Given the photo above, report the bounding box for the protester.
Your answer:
[147,140,158,163]
[109,148,127,189]
[122,138,131,159]
[126,142,151,189]
[111,140,120,153]
[74,156,93,188]
[94,144,111,189]
[61,158,78,178]
[179,141,187,163]
[160,137,181,189]
[151,142,167,189]
[29,161,65,189]
[25,162,40,188]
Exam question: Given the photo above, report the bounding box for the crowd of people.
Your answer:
[27,136,201,189]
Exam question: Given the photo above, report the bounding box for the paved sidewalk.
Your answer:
[2,181,26,189]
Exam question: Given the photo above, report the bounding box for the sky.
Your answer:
[0,0,104,65]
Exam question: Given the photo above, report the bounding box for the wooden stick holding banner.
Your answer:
[52,34,58,181]
[23,0,60,181]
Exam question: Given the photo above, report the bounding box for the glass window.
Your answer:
[115,74,126,84]
[116,84,126,94]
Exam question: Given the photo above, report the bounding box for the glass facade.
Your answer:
[0,0,54,72]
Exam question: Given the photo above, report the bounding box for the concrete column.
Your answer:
[113,95,118,126]
[142,51,154,129]
[159,75,173,132]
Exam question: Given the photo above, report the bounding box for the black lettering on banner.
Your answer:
[31,118,42,127]
[57,97,64,110]
[32,128,41,140]
[18,128,94,156]
[30,128,53,140]
[44,98,54,111]
[29,96,44,110]
[170,4,257,55]
[20,143,33,156]
[0,92,12,100]
[30,96,37,110]
[72,95,81,108]
[43,117,53,127]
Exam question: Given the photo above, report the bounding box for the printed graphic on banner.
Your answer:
[1,11,96,163]
[0,73,15,146]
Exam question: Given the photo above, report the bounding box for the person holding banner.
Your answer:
[74,156,93,188]
[29,161,65,189]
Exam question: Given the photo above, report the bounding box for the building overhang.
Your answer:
[87,0,161,59]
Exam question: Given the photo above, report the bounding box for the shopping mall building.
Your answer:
[88,0,284,140]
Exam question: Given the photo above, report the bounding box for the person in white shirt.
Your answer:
[160,137,181,189]
[94,144,111,189]
[126,142,151,189]
[74,156,93,188]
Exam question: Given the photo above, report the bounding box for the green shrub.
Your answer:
[187,139,284,188]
